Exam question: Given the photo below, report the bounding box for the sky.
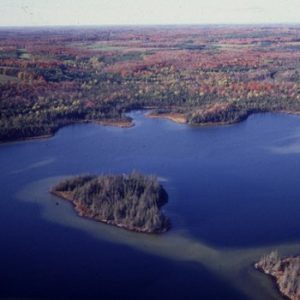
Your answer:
[0,0,299,27]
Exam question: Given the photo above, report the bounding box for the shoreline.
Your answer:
[51,190,169,234]
[146,112,187,124]
[254,264,289,300]
[254,256,300,300]
[0,134,55,146]
[0,118,134,145]
[147,110,300,127]
[94,119,134,128]
[146,111,243,127]
[2,109,300,145]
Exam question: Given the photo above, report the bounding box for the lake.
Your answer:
[1,111,300,299]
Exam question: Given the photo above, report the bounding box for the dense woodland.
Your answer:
[0,25,300,141]
[255,251,300,300]
[51,172,170,233]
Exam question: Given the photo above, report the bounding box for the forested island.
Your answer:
[51,172,170,233]
[255,251,300,300]
[1,25,300,142]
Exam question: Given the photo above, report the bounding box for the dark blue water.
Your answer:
[1,111,300,299]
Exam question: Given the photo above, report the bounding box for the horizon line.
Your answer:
[0,22,299,29]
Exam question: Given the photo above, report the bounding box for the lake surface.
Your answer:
[1,111,300,299]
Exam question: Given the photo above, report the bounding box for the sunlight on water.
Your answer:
[271,142,300,154]
[269,129,300,155]
[17,176,300,300]
[157,176,168,182]
[10,158,56,174]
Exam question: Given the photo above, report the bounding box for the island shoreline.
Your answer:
[51,183,170,234]
[254,264,290,300]
[254,254,300,300]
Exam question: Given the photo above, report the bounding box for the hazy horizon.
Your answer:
[0,23,299,29]
[0,23,300,30]
[1,0,299,27]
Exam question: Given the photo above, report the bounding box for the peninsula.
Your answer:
[255,251,300,300]
[51,172,170,233]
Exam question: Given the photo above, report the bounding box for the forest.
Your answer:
[0,25,300,141]
[51,172,170,233]
[255,251,300,300]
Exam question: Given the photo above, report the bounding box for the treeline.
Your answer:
[255,251,300,300]
[187,102,266,125]
[0,80,131,142]
[51,172,170,233]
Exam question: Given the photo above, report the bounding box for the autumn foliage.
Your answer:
[0,26,300,141]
